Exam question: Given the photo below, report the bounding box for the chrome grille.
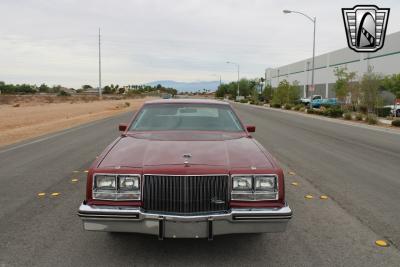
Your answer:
[143,175,229,214]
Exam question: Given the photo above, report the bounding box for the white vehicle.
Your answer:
[300,95,322,105]
[384,104,400,117]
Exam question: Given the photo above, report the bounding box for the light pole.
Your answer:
[226,61,240,99]
[98,28,102,98]
[211,74,222,87]
[283,9,316,108]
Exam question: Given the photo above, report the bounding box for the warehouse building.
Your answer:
[265,31,400,98]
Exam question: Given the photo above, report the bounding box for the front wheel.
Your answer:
[396,109,400,117]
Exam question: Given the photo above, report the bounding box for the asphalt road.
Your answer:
[1,104,400,266]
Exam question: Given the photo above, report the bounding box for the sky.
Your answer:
[1,0,399,88]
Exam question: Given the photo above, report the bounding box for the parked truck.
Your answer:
[300,95,322,106]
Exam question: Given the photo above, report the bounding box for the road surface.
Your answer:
[0,104,400,266]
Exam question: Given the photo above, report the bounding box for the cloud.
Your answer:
[0,0,398,87]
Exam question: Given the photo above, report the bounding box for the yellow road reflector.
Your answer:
[291,182,299,186]
[320,195,328,200]
[71,178,79,183]
[84,170,89,173]
[375,240,389,247]
[37,192,46,197]
[51,192,60,197]
[288,171,296,175]
[305,194,313,199]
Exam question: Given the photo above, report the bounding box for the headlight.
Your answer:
[119,176,140,191]
[95,175,116,190]
[93,174,141,200]
[231,174,278,201]
[254,176,275,191]
[232,176,252,191]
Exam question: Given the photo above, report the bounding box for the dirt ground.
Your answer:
[0,97,152,148]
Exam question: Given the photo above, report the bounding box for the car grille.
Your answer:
[143,175,229,214]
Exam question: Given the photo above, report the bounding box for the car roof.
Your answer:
[144,98,229,105]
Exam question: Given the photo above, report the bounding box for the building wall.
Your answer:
[266,31,400,98]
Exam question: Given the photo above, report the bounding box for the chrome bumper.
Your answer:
[78,203,292,239]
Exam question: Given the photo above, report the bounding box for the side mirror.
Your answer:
[119,123,128,132]
[246,125,256,133]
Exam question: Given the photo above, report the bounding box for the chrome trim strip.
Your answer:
[78,203,292,222]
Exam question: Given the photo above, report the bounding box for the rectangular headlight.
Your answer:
[232,176,252,191]
[95,175,116,191]
[93,174,141,201]
[231,174,278,201]
[118,175,140,191]
[254,176,276,191]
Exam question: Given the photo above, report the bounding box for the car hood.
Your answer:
[98,135,274,169]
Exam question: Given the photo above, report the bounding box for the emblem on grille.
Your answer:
[211,197,225,204]
[342,5,390,52]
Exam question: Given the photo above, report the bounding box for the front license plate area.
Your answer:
[164,220,208,238]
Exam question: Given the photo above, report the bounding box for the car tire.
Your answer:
[396,109,400,117]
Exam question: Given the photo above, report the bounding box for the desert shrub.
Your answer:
[392,120,400,127]
[324,107,343,118]
[240,99,248,103]
[299,107,306,112]
[125,102,130,107]
[249,100,260,105]
[293,104,303,111]
[306,109,314,114]
[284,103,293,110]
[271,103,281,108]
[58,90,71,96]
[314,109,325,116]
[375,107,392,117]
[366,114,378,125]
[355,113,363,121]
[344,112,352,120]
[359,105,368,114]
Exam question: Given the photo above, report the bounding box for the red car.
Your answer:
[78,99,292,239]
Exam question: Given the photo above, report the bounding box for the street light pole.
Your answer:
[283,9,316,109]
[226,61,240,99]
[98,28,102,98]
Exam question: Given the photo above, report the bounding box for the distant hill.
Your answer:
[146,80,220,92]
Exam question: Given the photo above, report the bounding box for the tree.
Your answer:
[38,83,50,93]
[271,80,300,105]
[82,85,92,90]
[381,74,400,98]
[261,84,273,102]
[103,85,112,94]
[333,67,357,104]
[360,66,383,113]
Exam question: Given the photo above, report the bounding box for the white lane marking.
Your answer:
[0,112,130,154]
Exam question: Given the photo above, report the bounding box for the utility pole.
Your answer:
[98,28,102,98]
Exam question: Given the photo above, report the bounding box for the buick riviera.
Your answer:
[78,99,292,239]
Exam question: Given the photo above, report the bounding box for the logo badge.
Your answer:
[342,5,390,52]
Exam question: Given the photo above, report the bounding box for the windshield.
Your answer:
[130,104,243,132]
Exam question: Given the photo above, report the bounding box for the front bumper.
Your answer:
[78,203,292,239]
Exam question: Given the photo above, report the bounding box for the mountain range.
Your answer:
[146,80,220,92]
